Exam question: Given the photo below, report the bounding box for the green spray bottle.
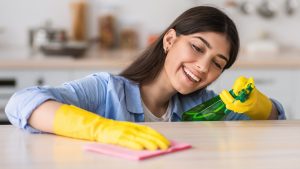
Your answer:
[181,83,254,121]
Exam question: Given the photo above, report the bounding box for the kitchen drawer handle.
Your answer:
[37,78,44,85]
[0,79,16,87]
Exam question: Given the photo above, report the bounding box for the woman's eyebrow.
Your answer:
[193,36,211,49]
[216,54,229,62]
[192,36,229,62]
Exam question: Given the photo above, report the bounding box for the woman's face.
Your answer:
[163,30,230,94]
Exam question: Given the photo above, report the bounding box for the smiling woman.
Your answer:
[120,6,241,117]
[162,31,230,95]
[5,6,286,151]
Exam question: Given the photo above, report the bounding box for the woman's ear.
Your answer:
[163,29,177,52]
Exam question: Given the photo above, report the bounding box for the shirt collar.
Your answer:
[123,79,144,114]
[170,94,184,121]
[122,78,185,120]
[122,77,201,120]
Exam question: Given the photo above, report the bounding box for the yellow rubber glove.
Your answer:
[53,104,170,150]
[219,76,272,120]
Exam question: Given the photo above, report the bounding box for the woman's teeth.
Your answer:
[183,67,200,82]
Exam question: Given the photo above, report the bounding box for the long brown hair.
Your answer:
[120,6,239,84]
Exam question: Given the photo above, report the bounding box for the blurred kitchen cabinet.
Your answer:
[213,69,294,119]
[292,70,300,119]
[70,69,121,80]
[0,70,70,122]
[32,70,71,86]
[0,70,24,121]
[0,70,71,88]
[0,68,122,94]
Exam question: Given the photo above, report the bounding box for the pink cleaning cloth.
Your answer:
[84,140,192,161]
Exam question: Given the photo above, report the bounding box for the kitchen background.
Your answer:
[0,0,300,123]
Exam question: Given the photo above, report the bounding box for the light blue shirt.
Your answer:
[5,72,286,133]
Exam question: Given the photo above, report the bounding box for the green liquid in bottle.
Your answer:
[182,95,228,121]
[182,84,254,121]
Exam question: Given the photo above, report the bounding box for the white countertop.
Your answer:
[2,121,300,169]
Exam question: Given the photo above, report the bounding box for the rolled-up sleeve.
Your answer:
[224,98,286,120]
[271,99,286,120]
[5,87,58,133]
[5,73,108,133]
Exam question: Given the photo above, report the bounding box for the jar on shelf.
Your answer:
[98,14,117,49]
[70,0,87,41]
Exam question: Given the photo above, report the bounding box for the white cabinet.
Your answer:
[292,70,300,119]
[70,69,121,81]
[212,69,295,119]
[0,70,71,88]
[0,70,70,122]
[37,71,71,86]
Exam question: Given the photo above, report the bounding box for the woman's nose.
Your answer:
[196,60,209,73]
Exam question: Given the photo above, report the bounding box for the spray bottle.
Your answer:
[181,83,254,121]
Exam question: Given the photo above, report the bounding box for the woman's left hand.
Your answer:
[219,76,273,120]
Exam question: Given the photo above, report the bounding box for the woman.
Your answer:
[5,6,285,151]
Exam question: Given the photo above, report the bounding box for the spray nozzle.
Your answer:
[224,83,254,114]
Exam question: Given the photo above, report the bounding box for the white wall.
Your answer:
[0,0,300,49]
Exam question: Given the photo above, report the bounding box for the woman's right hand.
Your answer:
[53,104,170,150]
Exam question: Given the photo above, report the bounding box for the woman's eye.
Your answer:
[192,44,204,53]
[213,61,222,69]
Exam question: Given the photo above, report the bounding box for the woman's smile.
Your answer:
[183,66,200,83]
